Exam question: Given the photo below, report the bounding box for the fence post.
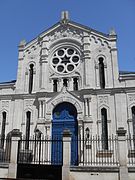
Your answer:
[62,129,71,180]
[8,129,22,179]
[117,127,128,180]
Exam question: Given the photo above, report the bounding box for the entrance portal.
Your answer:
[52,102,78,165]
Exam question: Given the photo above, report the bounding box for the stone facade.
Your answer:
[0,11,135,180]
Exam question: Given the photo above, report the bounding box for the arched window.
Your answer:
[63,79,68,87]
[101,108,108,150]
[99,57,105,89]
[25,111,31,149]
[0,112,6,148]
[53,79,58,92]
[29,64,34,94]
[132,106,135,136]
[85,127,90,139]
[73,78,78,91]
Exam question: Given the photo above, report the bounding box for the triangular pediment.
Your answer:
[46,87,83,116]
[47,86,83,105]
[25,20,111,48]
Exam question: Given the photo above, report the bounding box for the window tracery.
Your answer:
[51,47,80,74]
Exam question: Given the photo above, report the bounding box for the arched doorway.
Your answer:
[52,102,78,165]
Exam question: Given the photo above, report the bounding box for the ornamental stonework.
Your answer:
[2,101,9,108]
[25,100,33,107]
[49,26,83,42]
[27,53,39,60]
[128,94,135,102]
[98,96,108,105]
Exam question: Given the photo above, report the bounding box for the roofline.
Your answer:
[119,71,135,80]
[119,71,135,75]
[24,20,116,49]
[0,80,16,88]
[69,21,109,38]
[25,22,61,49]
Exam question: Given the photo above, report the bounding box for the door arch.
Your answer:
[52,102,78,165]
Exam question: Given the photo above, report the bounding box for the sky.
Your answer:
[0,0,135,82]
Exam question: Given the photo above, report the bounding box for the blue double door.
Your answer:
[52,102,78,165]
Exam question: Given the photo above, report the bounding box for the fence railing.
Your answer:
[17,135,119,166]
[127,136,135,166]
[7,134,135,167]
[0,138,11,163]
[78,135,119,166]
[17,136,63,165]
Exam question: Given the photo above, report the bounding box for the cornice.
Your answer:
[0,86,135,100]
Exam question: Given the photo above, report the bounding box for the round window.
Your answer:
[51,47,80,74]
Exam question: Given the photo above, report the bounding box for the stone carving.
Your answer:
[2,101,9,108]
[25,100,33,107]
[27,54,39,59]
[49,26,83,42]
[98,96,108,105]
[129,94,135,102]
[90,35,111,48]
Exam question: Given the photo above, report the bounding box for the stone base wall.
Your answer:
[0,165,9,178]
[70,171,119,180]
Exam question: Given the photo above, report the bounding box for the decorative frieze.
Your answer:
[27,53,39,60]
[2,101,9,108]
[49,26,83,42]
[128,94,135,103]
[25,100,33,107]
[98,96,108,105]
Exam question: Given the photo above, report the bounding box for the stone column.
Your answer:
[104,65,108,88]
[110,44,119,87]
[43,100,46,118]
[24,70,29,92]
[117,127,128,180]
[95,64,100,87]
[32,68,36,92]
[40,38,49,90]
[39,101,42,119]
[84,98,88,117]
[41,60,48,90]
[69,78,73,91]
[58,79,63,91]
[62,129,71,180]
[8,129,22,179]
[78,123,83,164]
[83,32,91,87]
[88,98,91,116]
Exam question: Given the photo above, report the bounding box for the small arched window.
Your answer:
[132,106,135,136]
[25,111,31,149]
[99,57,105,89]
[85,127,90,139]
[0,112,6,148]
[101,108,108,150]
[29,64,34,94]
[73,78,78,91]
[53,79,58,92]
[63,79,68,87]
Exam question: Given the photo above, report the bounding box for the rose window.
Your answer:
[51,48,80,74]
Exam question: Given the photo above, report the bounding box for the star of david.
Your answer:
[61,55,70,65]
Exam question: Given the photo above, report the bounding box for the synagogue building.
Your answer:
[0,11,135,180]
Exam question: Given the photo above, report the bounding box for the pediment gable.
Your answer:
[25,20,113,49]
[46,87,83,115]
